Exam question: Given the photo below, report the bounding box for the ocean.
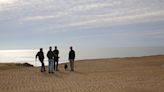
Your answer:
[0,47,164,66]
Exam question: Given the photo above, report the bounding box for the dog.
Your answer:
[64,64,68,70]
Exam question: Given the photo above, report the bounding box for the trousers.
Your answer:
[48,59,54,73]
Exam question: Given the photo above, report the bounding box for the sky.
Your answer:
[0,0,164,50]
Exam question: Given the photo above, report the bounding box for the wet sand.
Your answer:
[0,55,164,92]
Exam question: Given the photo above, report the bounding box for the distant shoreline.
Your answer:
[0,54,163,67]
[72,54,164,62]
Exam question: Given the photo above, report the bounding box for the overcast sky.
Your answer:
[0,0,164,50]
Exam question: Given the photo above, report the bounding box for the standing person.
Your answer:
[36,48,45,72]
[68,46,75,71]
[53,46,59,71]
[47,46,54,73]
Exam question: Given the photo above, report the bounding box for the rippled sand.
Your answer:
[0,55,164,92]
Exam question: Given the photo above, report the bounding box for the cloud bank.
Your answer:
[0,0,164,32]
[0,0,164,49]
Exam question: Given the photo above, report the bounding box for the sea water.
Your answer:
[0,47,164,66]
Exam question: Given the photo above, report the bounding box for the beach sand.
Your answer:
[0,55,164,92]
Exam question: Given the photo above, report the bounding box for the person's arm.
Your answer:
[53,51,57,57]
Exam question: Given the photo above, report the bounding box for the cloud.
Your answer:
[1,0,164,32]
[32,9,164,33]
[68,2,120,12]
[21,12,70,21]
[0,0,17,4]
[0,0,164,49]
[19,1,115,22]
[111,29,164,40]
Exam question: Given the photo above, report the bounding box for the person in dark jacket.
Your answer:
[53,46,59,71]
[36,48,45,72]
[68,46,75,71]
[47,46,54,73]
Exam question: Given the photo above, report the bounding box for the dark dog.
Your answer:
[64,64,68,70]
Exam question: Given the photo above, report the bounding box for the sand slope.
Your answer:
[0,55,164,92]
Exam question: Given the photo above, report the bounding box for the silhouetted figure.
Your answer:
[53,46,59,71]
[47,47,54,73]
[36,48,45,72]
[68,46,75,71]
[64,64,68,71]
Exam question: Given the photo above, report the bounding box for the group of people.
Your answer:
[36,46,75,73]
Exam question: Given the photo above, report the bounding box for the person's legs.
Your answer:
[50,59,54,73]
[70,59,74,71]
[48,60,51,73]
[42,61,45,71]
[54,60,56,71]
[52,59,54,73]
[72,59,74,71]
[40,60,44,72]
[40,60,46,72]
[56,60,59,71]
[69,59,71,70]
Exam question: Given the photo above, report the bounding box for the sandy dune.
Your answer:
[0,55,164,92]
